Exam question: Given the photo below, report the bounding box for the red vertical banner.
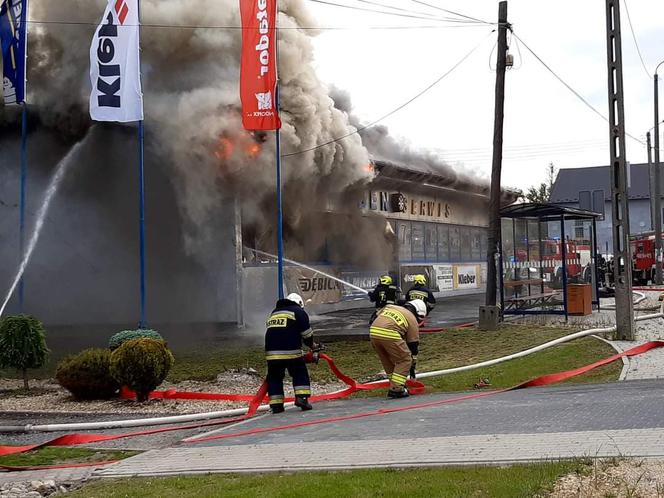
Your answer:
[239,0,281,131]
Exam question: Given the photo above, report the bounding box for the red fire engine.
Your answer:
[630,232,662,284]
[515,239,586,284]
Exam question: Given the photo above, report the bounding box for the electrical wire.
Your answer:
[281,30,494,158]
[306,0,480,23]
[513,33,646,147]
[351,0,456,20]
[407,0,492,25]
[622,0,652,79]
[23,19,491,30]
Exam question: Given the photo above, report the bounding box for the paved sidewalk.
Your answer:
[97,428,664,477]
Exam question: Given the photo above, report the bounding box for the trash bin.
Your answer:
[567,284,592,316]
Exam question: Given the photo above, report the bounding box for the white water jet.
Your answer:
[0,140,85,317]
[250,249,369,295]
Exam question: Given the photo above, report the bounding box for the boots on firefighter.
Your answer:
[271,403,285,414]
[387,387,409,399]
[294,395,313,411]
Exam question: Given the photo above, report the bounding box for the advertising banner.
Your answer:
[433,264,454,291]
[239,0,281,130]
[401,265,437,293]
[89,0,143,122]
[454,264,480,290]
[0,0,28,105]
[339,271,382,300]
[284,267,343,305]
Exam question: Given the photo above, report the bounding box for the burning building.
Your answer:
[0,0,518,339]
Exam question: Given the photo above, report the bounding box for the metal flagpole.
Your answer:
[275,1,284,299]
[18,0,30,313]
[18,102,27,312]
[137,0,146,327]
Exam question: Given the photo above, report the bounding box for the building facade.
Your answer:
[550,163,662,254]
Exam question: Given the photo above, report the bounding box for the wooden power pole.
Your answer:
[480,1,509,331]
[605,0,635,340]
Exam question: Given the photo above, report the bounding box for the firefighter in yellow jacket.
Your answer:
[369,299,426,398]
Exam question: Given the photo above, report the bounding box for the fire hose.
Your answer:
[1,298,662,471]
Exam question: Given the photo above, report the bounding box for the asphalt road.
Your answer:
[190,379,664,447]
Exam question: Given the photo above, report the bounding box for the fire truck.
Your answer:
[514,239,587,285]
[630,231,662,285]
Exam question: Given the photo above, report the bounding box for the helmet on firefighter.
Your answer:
[414,274,427,286]
[286,293,305,308]
[379,275,393,285]
[407,299,427,320]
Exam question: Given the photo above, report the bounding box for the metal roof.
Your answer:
[500,202,602,220]
[549,163,659,203]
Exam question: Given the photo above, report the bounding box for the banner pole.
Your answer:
[138,120,146,327]
[275,2,284,299]
[18,102,27,312]
[137,0,146,327]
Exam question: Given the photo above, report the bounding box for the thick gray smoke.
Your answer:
[8,0,383,263]
[329,86,489,194]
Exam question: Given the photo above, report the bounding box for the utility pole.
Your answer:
[654,62,664,285]
[480,0,508,331]
[648,132,655,232]
[605,0,635,340]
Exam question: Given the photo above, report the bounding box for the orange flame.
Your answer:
[214,135,262,161]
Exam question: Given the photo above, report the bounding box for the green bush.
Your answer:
[108,329,163,351]
[110,338,174,402]
[0,315,49,390]
[55,349,120,400]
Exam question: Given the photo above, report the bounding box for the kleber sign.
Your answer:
[454,265,480,290]
[239,0,281,130]
[89,0,143,122]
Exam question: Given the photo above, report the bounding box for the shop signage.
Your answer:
[454,265,480,290]
[368,190,451,221]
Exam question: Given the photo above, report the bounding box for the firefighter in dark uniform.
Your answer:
[405,274,436,315]
[265,293,318,414]
[369,275,400,309]
[368,275,401,324]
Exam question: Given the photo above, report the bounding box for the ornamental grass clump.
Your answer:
[0,315,49,390]
[56,349,120,400]
[108,329,163,351]
[110,338,174,402]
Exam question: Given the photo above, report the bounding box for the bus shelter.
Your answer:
[499,203,602,318]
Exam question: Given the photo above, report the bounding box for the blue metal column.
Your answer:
[138,121,146,327]
[18,103,28,312]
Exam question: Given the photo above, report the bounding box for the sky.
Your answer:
[304,0,664,191]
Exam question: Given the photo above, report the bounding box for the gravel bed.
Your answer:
[549,458,664,497]
[0,371,346,415]
[0,479,72,498]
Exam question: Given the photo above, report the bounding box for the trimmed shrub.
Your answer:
[109,329,163,351]
[110,338,174,402]
[56,349,120,400]
[0,315,49,390]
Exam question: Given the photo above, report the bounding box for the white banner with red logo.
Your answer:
[239,0,281,130]
[89,0,143,122]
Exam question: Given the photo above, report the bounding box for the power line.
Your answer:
[351,0,457,20]
[23,19,489,30]
[513,33,646,147]
[407,0,492,25]
[306,0,478,22]
[282,30,493,157]
[622,0,652,79]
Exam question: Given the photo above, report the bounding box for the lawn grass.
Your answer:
[0,447,138,467]
[0,324,622,394]
[167,324,621,393]
[67,460,591,498]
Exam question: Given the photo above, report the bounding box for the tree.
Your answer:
[520,163,557,203]
[0,315,49,390]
